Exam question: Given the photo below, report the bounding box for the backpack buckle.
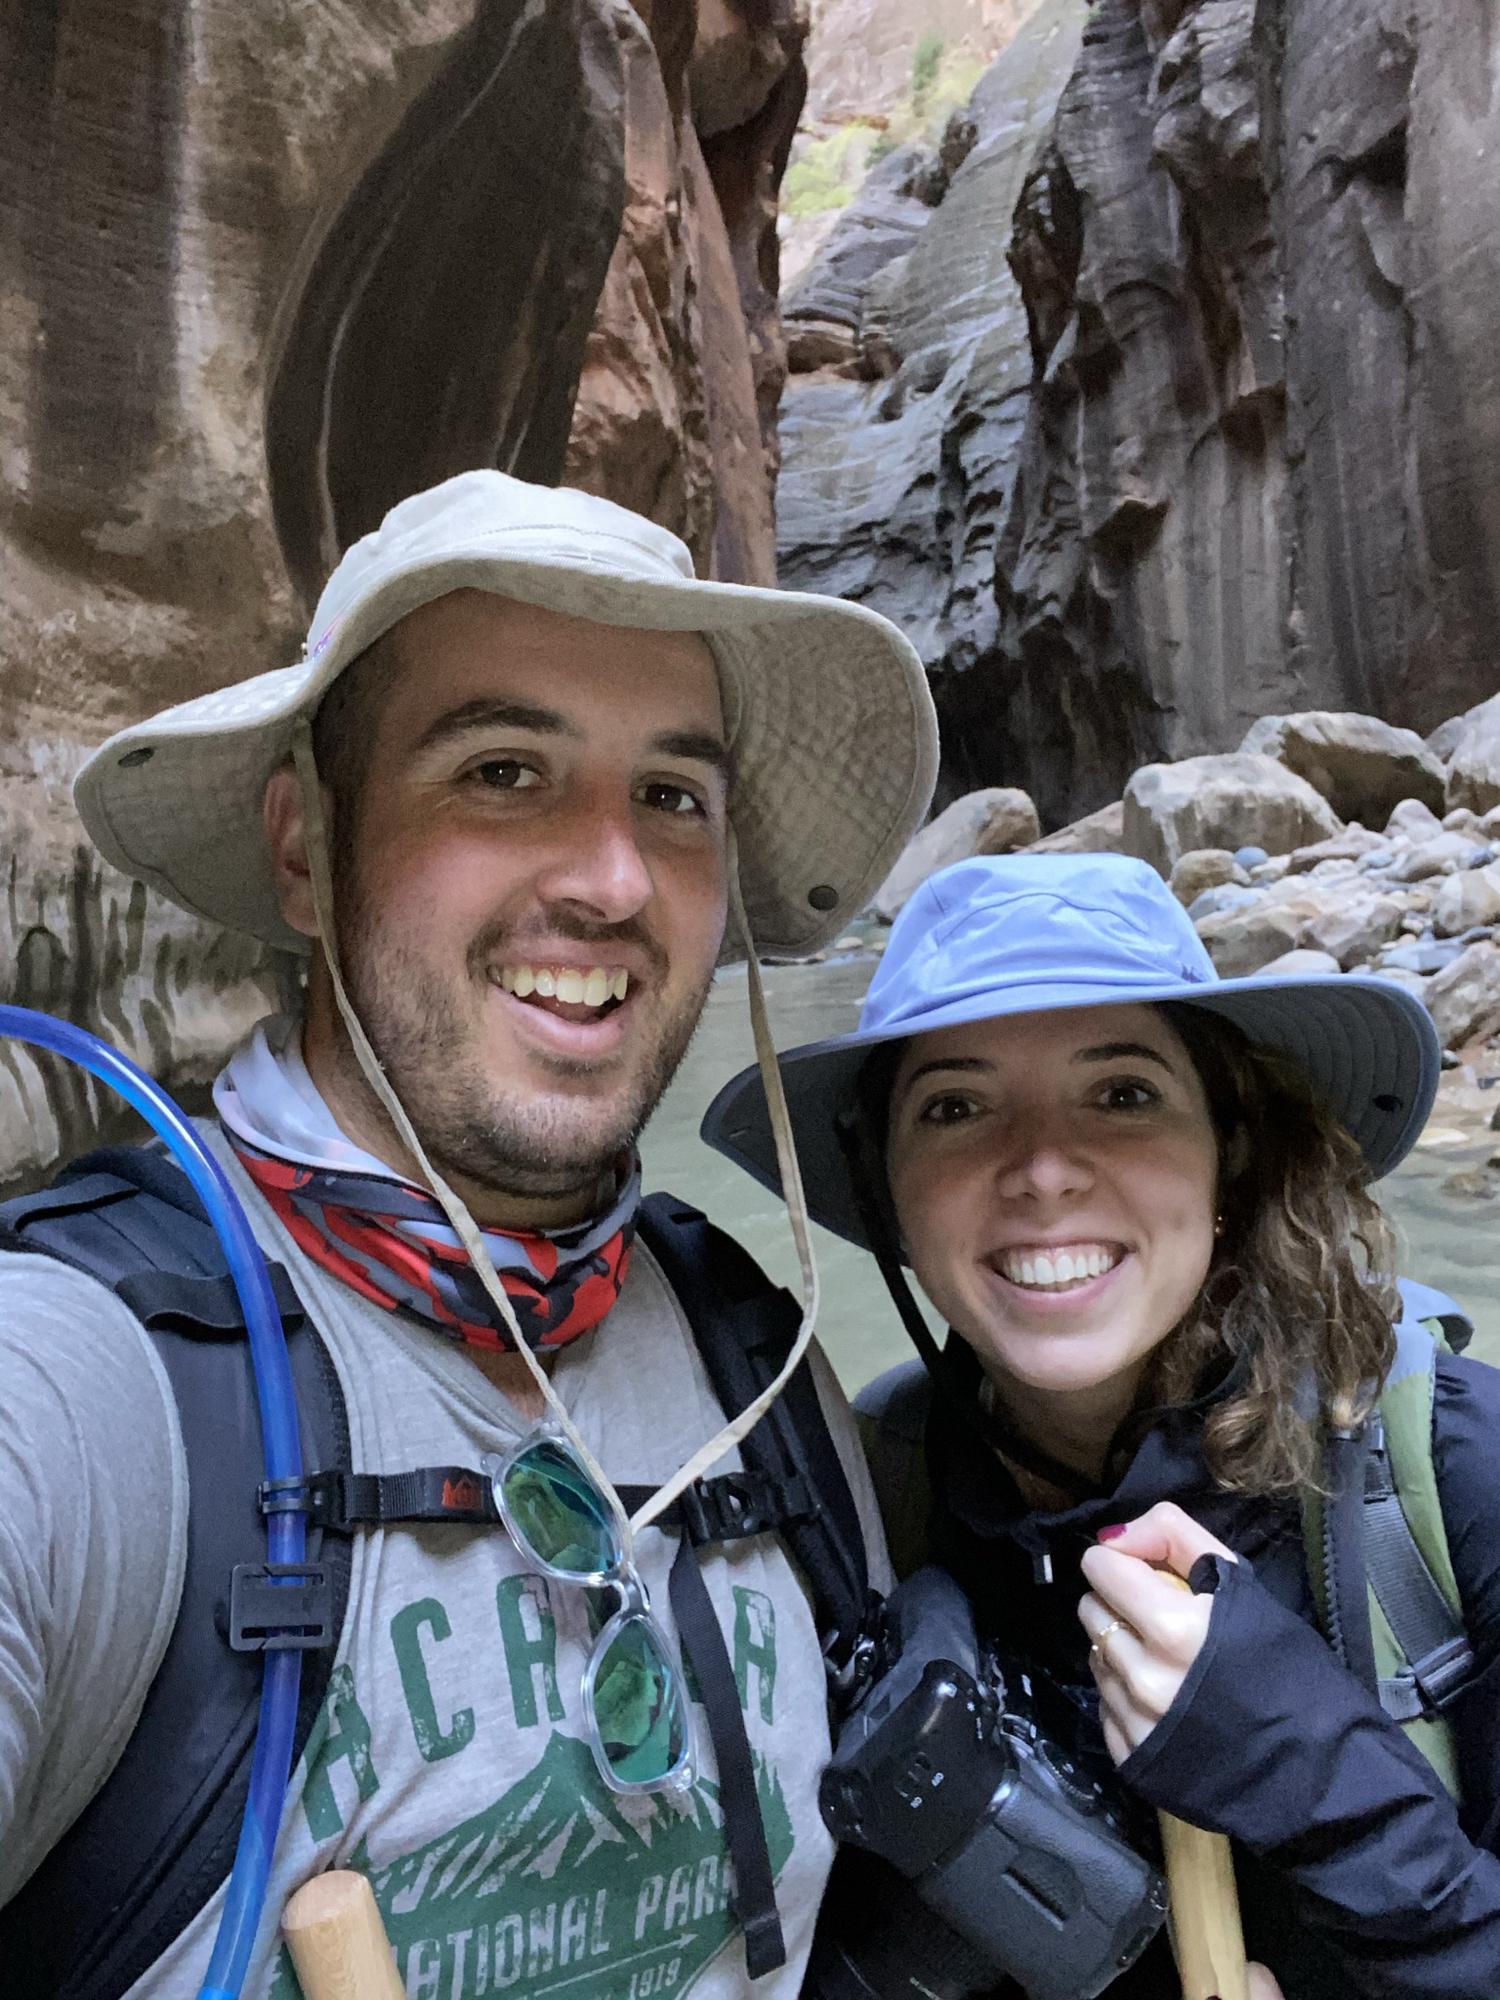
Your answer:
[1412,1634,1475,1710]
[228,1561,334,1651]
[678,1471,811,1544]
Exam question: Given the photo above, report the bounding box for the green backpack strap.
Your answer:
[1301,1310,1473,1796]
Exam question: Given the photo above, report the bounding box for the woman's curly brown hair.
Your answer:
[1135,1002,1399,1496]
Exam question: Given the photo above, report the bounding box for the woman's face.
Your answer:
[885,1003,1220,1408]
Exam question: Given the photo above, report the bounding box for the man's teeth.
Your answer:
[997,1245,1121,1291]
[497,965,629,1005]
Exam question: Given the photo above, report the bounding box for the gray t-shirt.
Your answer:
[0,1133,890,1998]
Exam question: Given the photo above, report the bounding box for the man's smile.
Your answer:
[495,962,631,1007]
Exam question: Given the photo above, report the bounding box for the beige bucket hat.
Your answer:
[75,471,938,959]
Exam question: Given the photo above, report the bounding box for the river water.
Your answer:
[640,948,1500,1389]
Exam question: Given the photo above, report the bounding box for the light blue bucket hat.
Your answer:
[702,853,1441,1249]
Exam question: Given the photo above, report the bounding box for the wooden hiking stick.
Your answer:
[283,1870,405,2000]
[1155,1572,1249,2000]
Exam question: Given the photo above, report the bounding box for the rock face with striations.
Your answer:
[784,0,1500,828]
[776,0,1089,797]
[994,0,1500,821]
[0,0,805,1184]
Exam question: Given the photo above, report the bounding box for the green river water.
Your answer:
[640,950,1500,1390]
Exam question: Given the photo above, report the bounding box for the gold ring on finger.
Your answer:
[1088,1616,1128,1666]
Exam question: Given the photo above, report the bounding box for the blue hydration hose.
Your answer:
[0,1008,304,2000]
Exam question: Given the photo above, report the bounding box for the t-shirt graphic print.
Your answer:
[266,1576,797,2000]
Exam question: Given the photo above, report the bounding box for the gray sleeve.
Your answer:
[0,1255,188,1904]
[809,1340,896,1596]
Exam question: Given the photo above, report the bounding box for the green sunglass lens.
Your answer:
[591,1616,688,1786]
[500,1440,622,1577]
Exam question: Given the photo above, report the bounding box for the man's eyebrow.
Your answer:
[411,705,728,770]
[648,729,730,771]
[413,698,575,752]
[1072,1041,1177,1074]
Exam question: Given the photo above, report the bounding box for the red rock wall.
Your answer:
[0,0,805,1181]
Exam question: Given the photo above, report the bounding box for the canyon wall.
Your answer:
[0,0,804,1180]
[780,0,1500,826]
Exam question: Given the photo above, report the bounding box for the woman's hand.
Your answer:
[1077,1501,1239,1764]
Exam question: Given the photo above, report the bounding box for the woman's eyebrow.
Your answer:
[897,1054,991,1091]
[1072,1041,1176,1074]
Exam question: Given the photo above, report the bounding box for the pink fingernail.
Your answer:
[1097,1524,1127,1541]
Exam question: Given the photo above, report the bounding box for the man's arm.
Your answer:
[0,1256,188,1904]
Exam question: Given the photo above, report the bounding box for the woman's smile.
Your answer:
[988,1239,1127,1294]
[887,1002,1220,1434]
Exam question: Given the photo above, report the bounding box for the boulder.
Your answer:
[1169,848,1247,904]
[1444,806,1482,833]
[1284,825,1387,874]
[1385,798,1447,843]
[1433,864,1500,939]
[1369,966,1431,1002]
[1379,937,1465,976]
[1187,883,1261,923]
[1445,693,1500,815]
[1386,833,1489,883]
[1427,714,1470,764]
[1251,948,1341,978]
[874,785,1040,919]
[1299,890,1408,969]
[1425,943,1500,1049]
[1239,712,1446,821]
[1025,801,1127,855]
[1194,882,1333,979]
[1123,754,1341,877]
[1233,846,1270,870]
[1248,855,1293,885]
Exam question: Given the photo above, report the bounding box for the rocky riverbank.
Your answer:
[868,699,1500,1191]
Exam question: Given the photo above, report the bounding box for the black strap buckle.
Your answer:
[677,1471,812,1546]
[228,1561,334,1651]
[1413,1633,1476,1710]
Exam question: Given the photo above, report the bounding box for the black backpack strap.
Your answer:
[636,1192,870,1662]
[0,1145,350,2000]
[629,1194,874,1982]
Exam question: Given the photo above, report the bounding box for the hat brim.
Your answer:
[701,970,1441,1249]
[75,548,938,962]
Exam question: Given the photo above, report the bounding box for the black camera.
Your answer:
[808,1567,1166,2000]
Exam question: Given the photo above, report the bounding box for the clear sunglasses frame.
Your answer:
[486,1428,696,1797]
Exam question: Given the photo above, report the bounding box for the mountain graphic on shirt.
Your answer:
[272,1730,794,1999]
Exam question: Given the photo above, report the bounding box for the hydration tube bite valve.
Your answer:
[0,1008,305,2000]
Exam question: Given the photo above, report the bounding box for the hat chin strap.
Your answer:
[289,727,820,1542]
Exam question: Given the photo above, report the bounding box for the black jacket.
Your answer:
[891,1341,1500,1999]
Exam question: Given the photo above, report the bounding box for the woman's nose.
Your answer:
[994,1121,1094,1202]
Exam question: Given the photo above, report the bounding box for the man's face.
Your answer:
[296,590,729,1203]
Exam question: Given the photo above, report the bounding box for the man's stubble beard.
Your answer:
[333,889,715,1204]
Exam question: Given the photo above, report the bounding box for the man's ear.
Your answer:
[263,761,323,940]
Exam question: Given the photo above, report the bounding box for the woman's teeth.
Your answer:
[497,965,629,1007]
[997,1245,1121,1291]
